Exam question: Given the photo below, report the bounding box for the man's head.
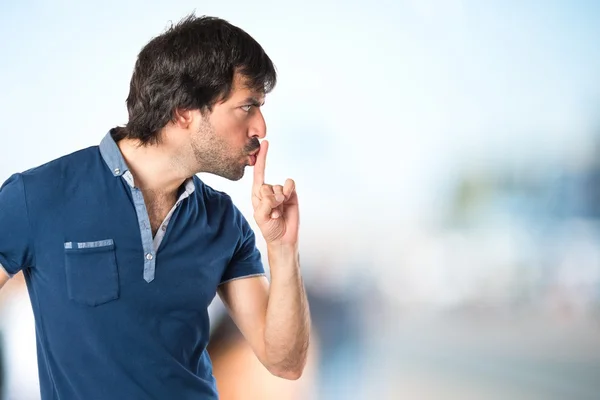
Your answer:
[116,14,276,180]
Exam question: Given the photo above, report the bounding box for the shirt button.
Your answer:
[145,253,154,260]
[162,225,167,231]
[114,168,121,175]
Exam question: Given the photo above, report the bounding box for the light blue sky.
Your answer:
[1,0,599,240]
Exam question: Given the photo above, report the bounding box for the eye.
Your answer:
[240,105,253,112]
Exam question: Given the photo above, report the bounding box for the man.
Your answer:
[0,14,310,400]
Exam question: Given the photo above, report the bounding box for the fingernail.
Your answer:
[275,195,285,202]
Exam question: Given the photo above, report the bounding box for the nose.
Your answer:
[249,108,267,139]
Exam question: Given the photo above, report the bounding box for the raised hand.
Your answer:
[252,140,299,246]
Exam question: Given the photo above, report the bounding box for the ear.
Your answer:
[173,109,194,129]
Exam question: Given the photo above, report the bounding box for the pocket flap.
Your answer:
[65,239,114,250]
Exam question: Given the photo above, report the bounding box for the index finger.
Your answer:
[253,140,269,188]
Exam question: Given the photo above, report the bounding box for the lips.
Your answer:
[248,148,259,166]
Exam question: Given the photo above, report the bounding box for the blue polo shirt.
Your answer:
[0,130,265,399]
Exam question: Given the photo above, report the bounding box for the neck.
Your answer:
[117,138,190,194]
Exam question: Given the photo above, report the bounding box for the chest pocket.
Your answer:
[64,239,119,306]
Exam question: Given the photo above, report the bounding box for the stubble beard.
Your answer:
[191,124,246,181]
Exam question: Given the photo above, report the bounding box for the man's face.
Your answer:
[190,74,266,181]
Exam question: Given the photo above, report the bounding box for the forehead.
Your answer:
[226,73,265,103]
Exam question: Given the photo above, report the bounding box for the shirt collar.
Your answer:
[99,130,196,195]
[99,130,129,178]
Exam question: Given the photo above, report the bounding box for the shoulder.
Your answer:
[193,176,236,209]
[2,146,102,206]
[18,146,101,183]
[192,176,248,228]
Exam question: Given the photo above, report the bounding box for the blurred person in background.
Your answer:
[305,260,384,400]
[0,273,40,400]
[0,14,310,400]
[207,300,318,400]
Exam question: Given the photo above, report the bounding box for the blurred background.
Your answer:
[1,0,600,399]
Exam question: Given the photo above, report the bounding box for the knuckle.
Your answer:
[258,195,274,207]
[260,184,273,194]
[267,197,278,207]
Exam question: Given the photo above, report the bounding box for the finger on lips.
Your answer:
[251,141,292,221]
[253,140,268,188]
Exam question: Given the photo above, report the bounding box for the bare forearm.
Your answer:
[264,243,310,379]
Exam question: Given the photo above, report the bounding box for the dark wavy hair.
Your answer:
[114,14,277,144]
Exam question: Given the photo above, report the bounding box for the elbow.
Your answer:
[262,336,310,380]
[264,352,308,380]
[267,363,305,380]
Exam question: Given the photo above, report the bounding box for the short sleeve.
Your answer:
[0,174,35,277]
[219,206,265,285]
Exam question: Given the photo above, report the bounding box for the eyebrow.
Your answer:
[240,96,265,107]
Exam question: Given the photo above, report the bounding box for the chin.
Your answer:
[209,162,246,181]
[227,174,244,182]
[220,169,245,182]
